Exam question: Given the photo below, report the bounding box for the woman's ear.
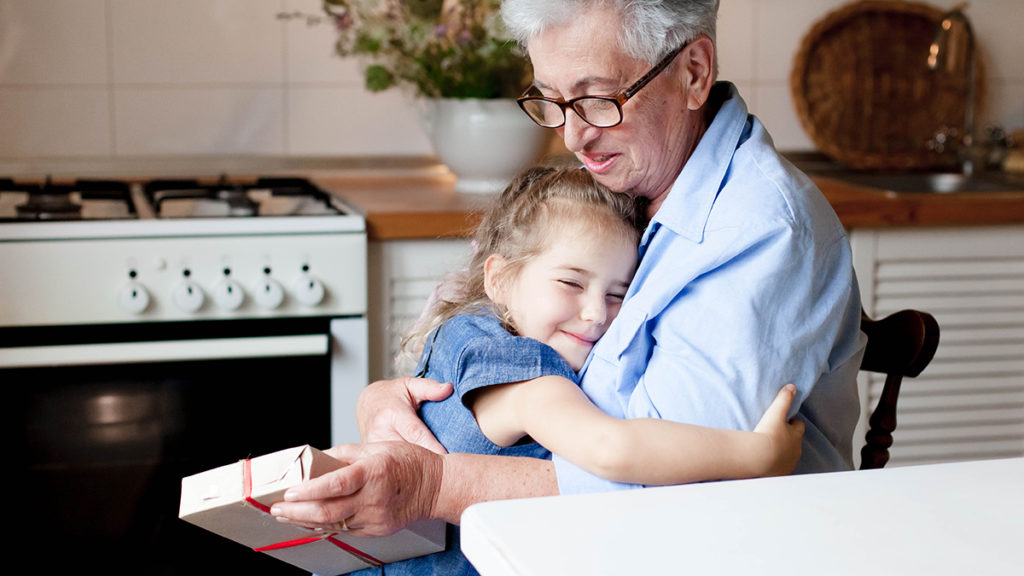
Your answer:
[680,34,715,111]
[483,254,508,304]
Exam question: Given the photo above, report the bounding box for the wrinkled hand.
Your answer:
[271,441,444,538]
[753,384,805,476]
[357,377,453,454]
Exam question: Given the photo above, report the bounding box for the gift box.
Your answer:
[179,445,446,575]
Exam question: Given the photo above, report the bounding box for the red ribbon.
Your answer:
[241,459,383,567]
[242,458,272,513]
[255,535,383,567]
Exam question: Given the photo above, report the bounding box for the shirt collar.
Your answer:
[644,81,750,246]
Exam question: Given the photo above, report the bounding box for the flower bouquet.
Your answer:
[322,0,532,99]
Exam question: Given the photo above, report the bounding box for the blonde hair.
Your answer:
[401,165,646,362]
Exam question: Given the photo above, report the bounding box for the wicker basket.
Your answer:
[791,0,984,170]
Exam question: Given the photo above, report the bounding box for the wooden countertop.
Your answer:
[809,174,1024,228]
[317,173,491,240]
[317,171,1024,241]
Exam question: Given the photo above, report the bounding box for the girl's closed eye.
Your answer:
[558,279,584,290]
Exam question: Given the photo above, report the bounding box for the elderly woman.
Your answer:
[273,0,864,573]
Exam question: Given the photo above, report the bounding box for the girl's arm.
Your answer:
[469,377,803,485]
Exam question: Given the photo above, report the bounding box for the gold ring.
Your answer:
[339,518,350,532]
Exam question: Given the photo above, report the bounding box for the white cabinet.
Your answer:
[851,225,1024,467]
[368,239,473,381]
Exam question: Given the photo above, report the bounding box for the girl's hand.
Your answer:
[753,384,805,476]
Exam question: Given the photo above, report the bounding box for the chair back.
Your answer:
[859,309,940,469]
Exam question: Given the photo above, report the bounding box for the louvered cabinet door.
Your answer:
[368,239,474,381]
[851,226,1024,467]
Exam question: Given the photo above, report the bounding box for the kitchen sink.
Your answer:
[783,152,1023,194]
[828,171,1022,194]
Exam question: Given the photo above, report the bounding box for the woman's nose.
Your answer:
[559,110,600,153]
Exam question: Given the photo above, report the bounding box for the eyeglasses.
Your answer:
[517,41,689,129]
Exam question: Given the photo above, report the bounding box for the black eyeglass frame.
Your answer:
[516,40,690,129]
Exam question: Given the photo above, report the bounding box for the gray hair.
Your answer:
[501,0,719,65]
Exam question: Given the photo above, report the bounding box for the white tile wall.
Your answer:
[114,87,286,155]
[716,0,758,83]
[284,0,361,84]
[287,87,433,155]
[1,0,1021,165]
[0,0,109,85]
[110,0,285,84]
[0,87,112,157]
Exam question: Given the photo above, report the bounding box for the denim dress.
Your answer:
[349,313,578,576]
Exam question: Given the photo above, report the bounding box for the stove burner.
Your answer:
[0,178,135,221]
[216,186,260,217]
[143,176,342,218]
[17,192,82,221]
[145,177,259,217]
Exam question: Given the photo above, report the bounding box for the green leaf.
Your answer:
[353,32,381,54]
[407,0,444,20]
[365,65,394,92]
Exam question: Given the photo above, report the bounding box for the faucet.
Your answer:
[927,3,976,176]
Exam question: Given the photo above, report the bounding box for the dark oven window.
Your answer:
[11,352,331,575]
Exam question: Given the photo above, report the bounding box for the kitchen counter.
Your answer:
[318,172,492,240]
[316,164,1024,240]
[807,174,1024,228]
[6,155,1021,239]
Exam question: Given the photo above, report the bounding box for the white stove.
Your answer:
[4,175,369,574]
[1,176,366,327]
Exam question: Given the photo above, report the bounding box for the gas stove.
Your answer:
[0,175,363,237]
[6,175,370,574]
[0,175,366,327]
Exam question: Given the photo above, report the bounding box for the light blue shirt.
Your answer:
[554,82,866,493]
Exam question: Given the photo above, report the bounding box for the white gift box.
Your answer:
[179,445,446,575]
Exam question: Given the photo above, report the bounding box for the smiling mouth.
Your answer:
[580,153,618,173]
[562,330,599,346]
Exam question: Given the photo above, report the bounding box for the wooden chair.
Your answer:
[858,309,941,470]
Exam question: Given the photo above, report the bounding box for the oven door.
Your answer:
[5,316,366,576]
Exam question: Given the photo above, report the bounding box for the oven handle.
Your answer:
[0,334,328,369]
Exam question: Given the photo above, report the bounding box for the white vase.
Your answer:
[421,98,551,194]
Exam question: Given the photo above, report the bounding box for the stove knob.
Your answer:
[292,275,326,307]
[118,282,151,314]
[173,281,205,313]
[253,278,285,309]
[213,279,246,310]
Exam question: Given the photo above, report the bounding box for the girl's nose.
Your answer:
[559,110,600,153]
[580,294,607,326]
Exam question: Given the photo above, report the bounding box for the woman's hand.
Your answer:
[753,384,805,476]
[271,441,444,537]
[357,377,453,454]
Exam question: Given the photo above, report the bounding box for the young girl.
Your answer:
[407,165,803,486]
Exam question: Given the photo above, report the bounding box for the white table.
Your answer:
[461,458,1024,576]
